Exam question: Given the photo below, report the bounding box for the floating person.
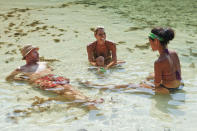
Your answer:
[82,27,183,94]
[6,45,103,110]
[87,26,125,72]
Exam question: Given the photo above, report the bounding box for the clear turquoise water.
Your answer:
[0,0,197,130]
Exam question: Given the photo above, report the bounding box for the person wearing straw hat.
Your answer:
[6,45,51,80]
[6,45,103,110]
[6,45,42,80]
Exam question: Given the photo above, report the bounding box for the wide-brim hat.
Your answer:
[21,45,39,60]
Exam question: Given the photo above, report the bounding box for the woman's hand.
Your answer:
[90,62,97,66]
[146,73,155,81]
[97,67,106,73]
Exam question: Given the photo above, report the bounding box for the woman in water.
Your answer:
[147,27,182,93]
[80,27,183,94]
[87,26,125,72]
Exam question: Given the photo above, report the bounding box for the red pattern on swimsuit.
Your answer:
[34,74,70,89]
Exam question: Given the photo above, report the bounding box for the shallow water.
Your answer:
[0,0,197,130]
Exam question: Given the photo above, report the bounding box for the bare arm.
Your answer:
[6,68,21,81]
[90,61,97,66]
[154,62,162,87]
[175,53,181,79]
[87,45,97,66]
[106,43,117,69]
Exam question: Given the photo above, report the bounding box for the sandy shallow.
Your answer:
[0,0,197,131]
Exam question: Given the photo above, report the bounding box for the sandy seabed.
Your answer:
[0,0,197,131]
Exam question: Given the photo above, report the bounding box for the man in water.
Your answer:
[6,45,103,109]
[6,45,51,81]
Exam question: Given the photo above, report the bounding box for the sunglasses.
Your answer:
[98,33,106,36]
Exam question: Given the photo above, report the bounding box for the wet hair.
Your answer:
[151,27,175,47]
[94,26,105,35]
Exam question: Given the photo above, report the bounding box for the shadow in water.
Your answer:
[87,64,126,79]
[150,89,186,119]
[77,79,154,96]
[7,95,99,123]
[77,79,187,119]
[7,82,102,123]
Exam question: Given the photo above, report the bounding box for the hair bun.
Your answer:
[164,28,174,41]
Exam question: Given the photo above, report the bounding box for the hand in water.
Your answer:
[97,67,106,73]
[146,73,154,81]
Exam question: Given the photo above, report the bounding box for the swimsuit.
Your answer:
[160,84,183,92]
[158,49,183,92]
[34,74,69,90]
[94,41,112,64]
[164,49,182,80]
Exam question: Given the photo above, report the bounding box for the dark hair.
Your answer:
[151,27,175,47]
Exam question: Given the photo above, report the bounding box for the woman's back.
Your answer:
[155,50,181,87]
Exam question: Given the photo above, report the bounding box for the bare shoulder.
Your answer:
[106,40,115,45]
[87,41,96,48]
[169,50,179,58]
[155,55,167,64]
[169,50,177,55]
[154,59,161,66]
[106,40,116,48]
[155,55,170,68]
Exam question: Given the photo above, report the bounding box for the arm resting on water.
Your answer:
[6,68,21,81]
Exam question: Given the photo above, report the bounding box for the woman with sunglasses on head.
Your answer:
[147,27,183,93]
[87,26,117,70]
[87,26,125,72]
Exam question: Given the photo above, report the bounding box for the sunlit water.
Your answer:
[0,0,197,130]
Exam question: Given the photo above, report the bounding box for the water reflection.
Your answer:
[87,65,126,78]
[7,95,93,123]
[150,89,186,120]
[78,78,187,121]
[6,83,103,123]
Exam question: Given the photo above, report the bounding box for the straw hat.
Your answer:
[21,45,39,60]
